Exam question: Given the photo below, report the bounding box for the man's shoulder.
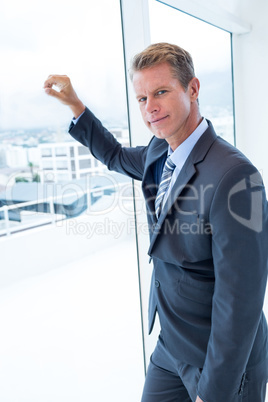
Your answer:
[194,122,259,190]
[212,135,252,167]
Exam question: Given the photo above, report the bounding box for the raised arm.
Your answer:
[44,75,148,181]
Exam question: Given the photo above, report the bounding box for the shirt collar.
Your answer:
[168,118,208,170]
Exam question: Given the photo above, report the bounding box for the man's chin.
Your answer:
[149,127,163,138]
[153,131,169,141]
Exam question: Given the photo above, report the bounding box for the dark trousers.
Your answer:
[141,336,267,402]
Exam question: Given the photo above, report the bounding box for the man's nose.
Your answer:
[145,97,159,114]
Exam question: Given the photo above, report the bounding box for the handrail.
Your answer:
[0,182,129,237]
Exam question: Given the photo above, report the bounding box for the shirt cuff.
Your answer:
[72,110,85,124]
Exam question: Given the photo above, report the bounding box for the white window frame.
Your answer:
[154,0,251,34]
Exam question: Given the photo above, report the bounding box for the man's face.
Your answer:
[132,62,200,149]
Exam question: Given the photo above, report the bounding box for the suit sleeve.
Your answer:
[197,162,268,401]
[69,107,148,181]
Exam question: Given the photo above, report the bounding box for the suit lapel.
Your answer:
[142,138,168,218]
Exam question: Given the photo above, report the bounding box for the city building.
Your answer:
[38,141,105,183]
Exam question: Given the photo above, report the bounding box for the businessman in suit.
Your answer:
[44,43,268,402]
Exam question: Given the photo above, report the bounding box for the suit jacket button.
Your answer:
[155,280,160,288]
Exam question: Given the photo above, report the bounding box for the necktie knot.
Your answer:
[155,156,176,219]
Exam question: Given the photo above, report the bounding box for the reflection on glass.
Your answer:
[148,0,235,145]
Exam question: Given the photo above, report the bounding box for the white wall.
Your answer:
[232,0,268,188]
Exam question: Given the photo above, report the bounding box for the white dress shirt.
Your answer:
[162,118,208,208]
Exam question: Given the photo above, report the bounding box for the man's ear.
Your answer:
[189,77,200,102]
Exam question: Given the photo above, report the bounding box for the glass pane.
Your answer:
[148,0,235,145]
[0,1,144,401]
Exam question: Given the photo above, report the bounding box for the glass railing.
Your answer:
[0,181,130,237]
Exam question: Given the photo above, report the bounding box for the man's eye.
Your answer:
[157,90,167,96]
[139,97,147,103]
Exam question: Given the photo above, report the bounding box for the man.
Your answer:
[44,42,268,402]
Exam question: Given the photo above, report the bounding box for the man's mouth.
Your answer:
[149,115,168,125]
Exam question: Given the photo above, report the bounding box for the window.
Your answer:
[42,160,54,170]
[55,146,67,157]
[78,146,90,156]
[70,147,75,158]
[0,1,145,401]
[56,160,68,170]
[71,160,76,171]
[148,0,235,145]
[79,159,91,170]
[41,148,52,157]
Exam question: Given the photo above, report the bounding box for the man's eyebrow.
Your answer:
[136,85,170,99]
[154,86,170,93]
[136,93,145,99]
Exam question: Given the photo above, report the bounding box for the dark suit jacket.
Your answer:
[69,107,268,401]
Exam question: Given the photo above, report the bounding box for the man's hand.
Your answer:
[196,396,203,402]
[44,75,85,118]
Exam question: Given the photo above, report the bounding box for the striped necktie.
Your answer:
[155,156,176,219]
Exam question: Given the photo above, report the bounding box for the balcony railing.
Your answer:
[0,182,128,237]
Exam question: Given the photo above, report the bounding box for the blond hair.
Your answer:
[129,42,196,91]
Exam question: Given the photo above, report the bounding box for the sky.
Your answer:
[148,0,232,75]
[0,0,128,130]
[0,0,233,131]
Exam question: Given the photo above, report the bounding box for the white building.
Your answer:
[38,128,129,183]
[0,144,40,170]
[38,141,106,183]
[2,144,28,168]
